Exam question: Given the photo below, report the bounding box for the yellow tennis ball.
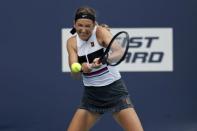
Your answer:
[71,63,81,73]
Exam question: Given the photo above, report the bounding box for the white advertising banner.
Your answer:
[62,28,173,72]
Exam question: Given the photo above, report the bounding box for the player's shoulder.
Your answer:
[96,26,107,34]
[96,26,109,39]
[67,35,76,43]
[67,35,77,49]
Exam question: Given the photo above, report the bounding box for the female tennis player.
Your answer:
[66,6,144,131]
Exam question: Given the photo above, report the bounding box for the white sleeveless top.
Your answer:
[76,26,121,87]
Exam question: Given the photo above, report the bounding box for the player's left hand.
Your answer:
[91,58,102,68]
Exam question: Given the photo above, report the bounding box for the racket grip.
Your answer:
[99,56,108,65]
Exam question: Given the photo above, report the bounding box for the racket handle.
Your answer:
[99,55,108,65]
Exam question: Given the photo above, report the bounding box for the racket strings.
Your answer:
[108,33,128,65]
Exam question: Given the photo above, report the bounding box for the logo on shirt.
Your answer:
[91,42,94,47]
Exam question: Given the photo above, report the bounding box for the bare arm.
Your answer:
[67,37,78,67]
[67,37,92,78]
[66,37,81,79]
[96,26,124,64]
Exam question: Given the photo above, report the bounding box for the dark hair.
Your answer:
[75,6,96,19]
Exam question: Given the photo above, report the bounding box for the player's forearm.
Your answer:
[108,49,124,63]
[81,63,92,73]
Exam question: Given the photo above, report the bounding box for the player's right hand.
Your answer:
[81,63,92,73]
[92,58,102,68]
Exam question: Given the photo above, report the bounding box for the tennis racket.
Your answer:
[99,31,130,66]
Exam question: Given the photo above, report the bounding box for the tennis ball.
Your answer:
[71,63,81,73]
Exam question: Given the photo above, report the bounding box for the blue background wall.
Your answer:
[0,0,196,131]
